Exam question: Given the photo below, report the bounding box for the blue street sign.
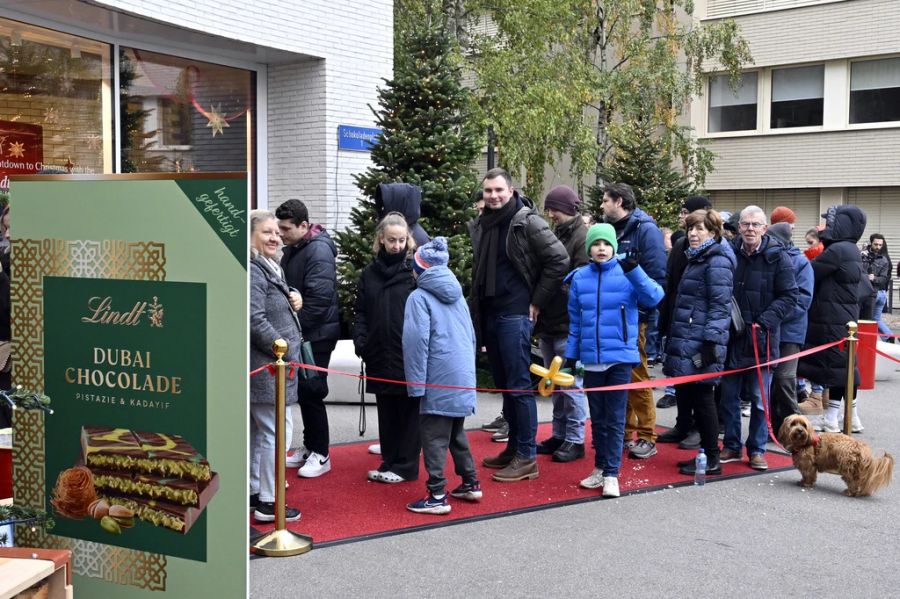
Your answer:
[337,125,381,152]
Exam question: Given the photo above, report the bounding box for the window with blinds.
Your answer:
[708,72,758,133]
[850,57,900,125]
[771,65,824,128]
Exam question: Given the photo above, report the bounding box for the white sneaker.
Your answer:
[838,417,865,433]
[368,444,382,455]
[580,468,604,489]
[602,476,620,498]
[367,469,404,483]
[298,451,331,478]
[285,447,308,468]
[815,418,839,433]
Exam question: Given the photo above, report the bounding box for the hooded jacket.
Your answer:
[663,240,735,383]
[767,228,814,345]
[565,257,664,366]
[610,207,667,322]
[403,266,477,417]
[280,225,340,344]
[798,205,867,387]
[375,182,430,246]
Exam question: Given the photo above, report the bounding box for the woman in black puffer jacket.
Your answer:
[798,204,867,433]
[352,212,420,483]
[663,210,735,476]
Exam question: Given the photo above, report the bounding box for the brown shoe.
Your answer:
[482,449,515,469]
[799,390,824,415]
[749,454,768,471]
[720,449,742,463]
[491,456,539,482]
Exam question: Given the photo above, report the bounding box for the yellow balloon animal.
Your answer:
[529,356,576,397]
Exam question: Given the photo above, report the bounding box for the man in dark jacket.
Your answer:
[534,185,589,463]
[767,222,814,434]
[600,183,667,459]
[276,198,340,477]
[862,233,892,339]
[721,206,799,471]
[471,168,569,482]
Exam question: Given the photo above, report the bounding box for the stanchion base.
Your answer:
[251,529,313,557]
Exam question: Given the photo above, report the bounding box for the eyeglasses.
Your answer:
[739,222,766,230]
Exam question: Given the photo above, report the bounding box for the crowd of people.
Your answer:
[248,166,892,520]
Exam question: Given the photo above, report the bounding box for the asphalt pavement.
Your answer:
[251,355,900,598]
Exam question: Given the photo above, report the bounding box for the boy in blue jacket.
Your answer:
[566,224,664,497]
[403,237,481,515]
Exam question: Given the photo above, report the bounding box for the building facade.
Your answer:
[693,0,900,255]
[0,0,393,230]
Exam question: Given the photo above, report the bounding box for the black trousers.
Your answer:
[771,342,801,435]
[676,382,719,455]
[419,414,476,495]
[297,338,336,456]
[376,393,421,480]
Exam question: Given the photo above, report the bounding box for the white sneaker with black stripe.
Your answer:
[298,451,331,478]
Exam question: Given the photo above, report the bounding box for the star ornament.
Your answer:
[205,104,229,137]
[8,141,25,158]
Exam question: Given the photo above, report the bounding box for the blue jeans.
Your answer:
[585,365,632,477]
[720,369,772,456]
[484,313,538,459]
[873,290,892,338]
[539,337,587,444]
[644,310,660,359]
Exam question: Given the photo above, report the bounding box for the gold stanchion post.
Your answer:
[844,322,857,437]
[251,339,313,557]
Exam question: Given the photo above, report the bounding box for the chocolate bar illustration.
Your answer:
[102,473,219,535]
[81,426,211,482]
[90,468,205,506]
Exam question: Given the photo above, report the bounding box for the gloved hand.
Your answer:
[701,341,718,367]
[562,357,578,374]
[620,249,640,273]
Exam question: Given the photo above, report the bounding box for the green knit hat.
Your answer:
[586,223,618,254]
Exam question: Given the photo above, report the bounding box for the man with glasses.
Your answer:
[720,206,799,471]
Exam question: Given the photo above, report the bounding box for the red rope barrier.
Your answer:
[254,340,843,395]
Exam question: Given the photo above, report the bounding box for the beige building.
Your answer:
[693,0,900,260]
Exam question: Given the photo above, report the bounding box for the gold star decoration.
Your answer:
[8,141,25,158]
[205,104,229,137]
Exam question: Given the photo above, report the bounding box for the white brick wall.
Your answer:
[97,0,393,230]
[704,128,900,189]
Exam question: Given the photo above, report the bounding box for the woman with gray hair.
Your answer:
[249,209,303,522]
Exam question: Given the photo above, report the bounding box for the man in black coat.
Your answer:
[862,233,892,340]
[276,198,341,477]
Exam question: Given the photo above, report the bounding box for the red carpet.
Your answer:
[251,423,793,547]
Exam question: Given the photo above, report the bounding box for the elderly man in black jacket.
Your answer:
[471,168,569,483]
[720,205,799,471]
[276,198,341,478]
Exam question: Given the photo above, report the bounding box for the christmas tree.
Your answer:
[585,118,696,230]
[334,16,481,324]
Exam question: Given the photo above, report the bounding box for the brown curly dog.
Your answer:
[778,414,894,497]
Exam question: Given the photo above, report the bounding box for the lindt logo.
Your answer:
[81,296,164,328]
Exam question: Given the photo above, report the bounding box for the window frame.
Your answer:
[705,70,762,136]
[847,55,900,128]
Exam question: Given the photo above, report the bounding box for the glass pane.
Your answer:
[120,47,255,174]
[850,58,900,124]
[0,19,112,196]
[708,73,758,132]
[772,65,823,101]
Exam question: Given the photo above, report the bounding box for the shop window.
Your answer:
[708,72,758,133]
[0,19,112,192]
[850,57,900,125]
[771,65,823,128]
[119,48,255,174]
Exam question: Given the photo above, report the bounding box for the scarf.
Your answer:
[686,237,716,259]
[472,196,520,300]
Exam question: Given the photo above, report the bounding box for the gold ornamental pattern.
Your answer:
[11,238,169,590]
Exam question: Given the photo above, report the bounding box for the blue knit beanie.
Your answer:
[413,236,450,275]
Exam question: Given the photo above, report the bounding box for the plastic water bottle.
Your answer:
[694,449,707,486]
